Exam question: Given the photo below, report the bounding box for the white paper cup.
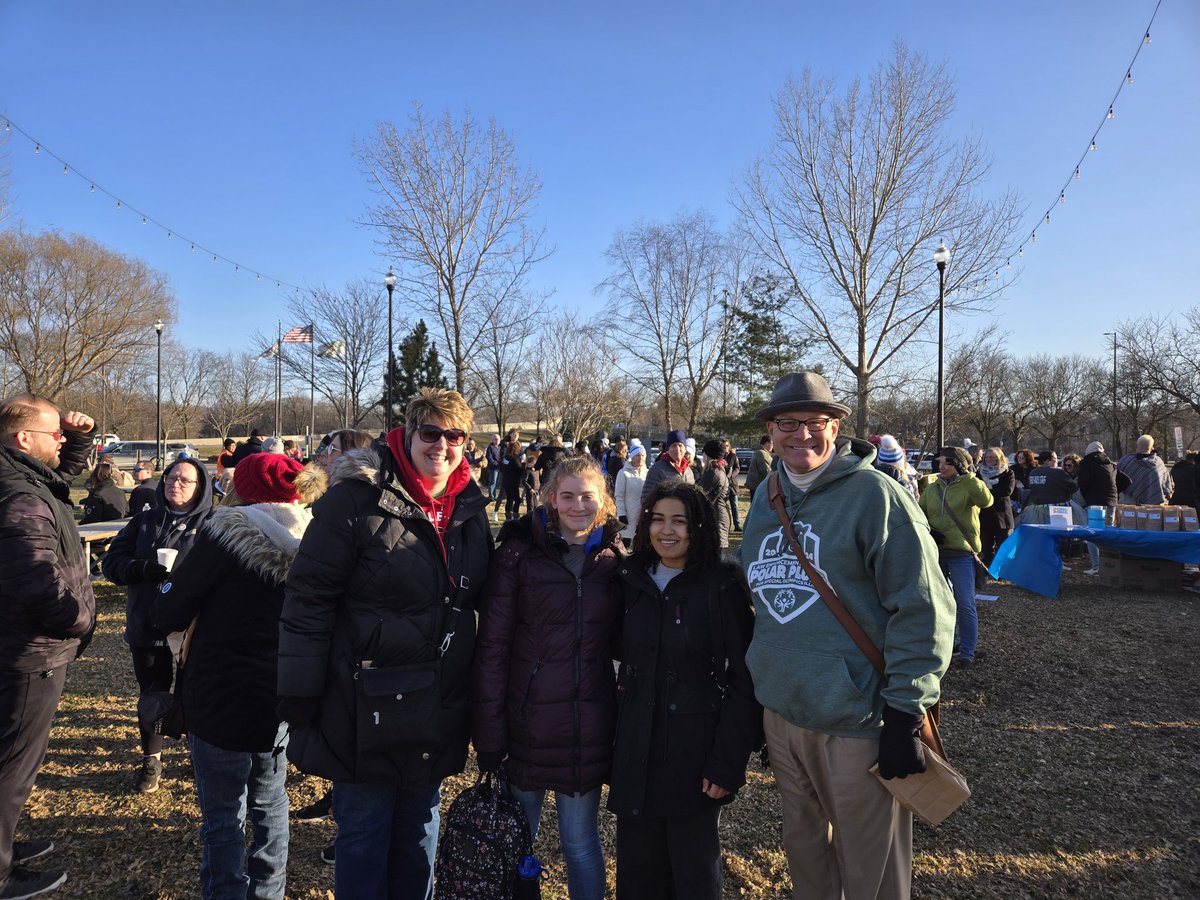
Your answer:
[156,548,179,572]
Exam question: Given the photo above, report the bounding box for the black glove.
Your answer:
[877,705,927,780]
[131,559,171,584]
[476,749,506,774]
[276,698,321,726]
[618,515,628,527]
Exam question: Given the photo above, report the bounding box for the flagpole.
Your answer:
[343,339,349,430]
[275,320,282,436]
[314,324,319,453]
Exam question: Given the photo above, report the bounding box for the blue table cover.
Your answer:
[989,524,1200,598]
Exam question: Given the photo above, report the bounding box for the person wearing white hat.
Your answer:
[615,444,648,546]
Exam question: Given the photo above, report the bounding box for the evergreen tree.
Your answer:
[382,320,449,423]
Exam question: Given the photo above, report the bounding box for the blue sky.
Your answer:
[2,1,1197,362]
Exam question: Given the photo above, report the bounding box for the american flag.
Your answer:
[282,325,313,343]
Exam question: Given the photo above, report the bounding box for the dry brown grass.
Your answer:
[19,550,1200,898]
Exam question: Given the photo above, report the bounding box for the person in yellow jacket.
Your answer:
[919,446,993,670]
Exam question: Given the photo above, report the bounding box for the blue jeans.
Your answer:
[487,467,500,500]
[332,780,441,900]
[508,785,605,900]
[188,725,289,900]
[941,554,978,660]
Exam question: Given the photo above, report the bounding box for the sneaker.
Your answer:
[957,657,975,671]
[136,756,162,794]
[320,843,335,866]
[12,841,54,864]
[0,867,67,900]
[1083,567,1099,576]
[293,792,332,822]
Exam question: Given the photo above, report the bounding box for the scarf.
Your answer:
[978,463,1000,488]
[385,427,473,549]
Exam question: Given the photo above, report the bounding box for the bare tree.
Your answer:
[944,326,1011,446]
[734,43,1022,436]
[526,312,625,441]
[1119,309,1200,420]
[259,280,391,429]
[205,351,271,438]
[1015,354,1093,451]
[162,343,211,440]
[357,104,548,393]
[0,229,175,401]
[598,210,740,431]
[467,293,545,432]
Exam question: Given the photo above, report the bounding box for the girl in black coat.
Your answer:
[977,447,1016,565]
[609,482,761,900]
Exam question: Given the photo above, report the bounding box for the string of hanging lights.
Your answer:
[0,116,301,291]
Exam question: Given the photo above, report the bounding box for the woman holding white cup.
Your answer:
[102,457,213,794]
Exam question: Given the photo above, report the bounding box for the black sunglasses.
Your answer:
[415,424,468,447]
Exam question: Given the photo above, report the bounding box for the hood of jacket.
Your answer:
[204,502,312,584]
[156,457,215,517]
[0,442,73,503]
[496,506,624,556]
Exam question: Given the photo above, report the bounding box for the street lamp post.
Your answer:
[384,271,396,432]
[154,319,164,464]
[933,243,950,448]
[1103,331,1119,454]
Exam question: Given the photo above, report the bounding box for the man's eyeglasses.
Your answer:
[18,429,65,441]
[769,417,833,433]
[415,424,468,447]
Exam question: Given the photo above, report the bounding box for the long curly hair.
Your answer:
[631,481,719,570]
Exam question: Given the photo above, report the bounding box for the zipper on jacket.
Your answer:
[573,574,583,793]
[519,659,543,714]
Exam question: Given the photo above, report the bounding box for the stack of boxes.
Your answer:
[1098,504,1200,590]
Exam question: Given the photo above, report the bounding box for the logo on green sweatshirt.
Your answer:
[745,522,828,624]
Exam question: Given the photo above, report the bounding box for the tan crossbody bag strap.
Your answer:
[766,471,945,757]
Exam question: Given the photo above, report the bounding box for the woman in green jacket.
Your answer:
[918,447,992,669]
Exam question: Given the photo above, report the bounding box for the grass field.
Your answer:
[18,521,1200,898]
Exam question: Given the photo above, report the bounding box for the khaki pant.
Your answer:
[764,708,912,900]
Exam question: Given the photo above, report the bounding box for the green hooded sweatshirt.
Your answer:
[918,473,993,554]
[740,437,954,738]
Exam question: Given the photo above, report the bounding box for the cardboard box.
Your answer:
[1097,550,1184,591]
[1162,506,1181,532]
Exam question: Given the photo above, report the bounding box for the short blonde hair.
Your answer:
[405,388,474,434]
[539,455,616,532]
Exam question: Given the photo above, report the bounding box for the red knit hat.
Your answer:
[233,453,303,504]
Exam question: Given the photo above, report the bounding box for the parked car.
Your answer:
[164,442,199,462]
[735,448,753,470]
[101,441,161,468]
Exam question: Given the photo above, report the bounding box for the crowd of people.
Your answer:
[1,379,1197,900]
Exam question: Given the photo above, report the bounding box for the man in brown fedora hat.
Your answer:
[739,372,954,899]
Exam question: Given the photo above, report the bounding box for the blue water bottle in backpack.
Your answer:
[515,854,543,899]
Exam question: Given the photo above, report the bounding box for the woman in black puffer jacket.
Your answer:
[153,454,321,900]
[609,481,761,900]
[278,389,491,900]
[976,447,1016,565]
[472,455,623,900]
[80,460,128,524]
[102,457,213,793]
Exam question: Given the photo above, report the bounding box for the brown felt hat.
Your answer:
[755,372,851,421]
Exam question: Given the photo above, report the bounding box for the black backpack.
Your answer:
[434,772,540,900]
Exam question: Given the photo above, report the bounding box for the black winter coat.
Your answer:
[1077,451,1127,507]
[607,558,761,819]
[279,443,492,786]
[472,511,624,794]
[128,478,159,514]
[697,465,732,548]
[229,436,264,466]
[80,480,128,524]
[154,502,311,752]
[1170,459,1198,511]
[978,469,1016,533]
[0,431,96,672]
[103,460,215,647]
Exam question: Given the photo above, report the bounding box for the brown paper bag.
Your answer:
[870,750,971,827]
[1162,506,1181,532]
[1182,508,1199,533]
[1135,507,1150,530]
[1145,507,1164,531]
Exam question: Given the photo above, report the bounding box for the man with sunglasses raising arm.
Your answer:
[0,394,98,899]
[739,373,954,900]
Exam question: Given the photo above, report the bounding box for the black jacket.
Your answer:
[279,442,492,785]
[80,480,128,524]
[1077,451,1128,507]
[607,557,761,819]
[229,436,265,466]
[128,478,159,514]
[1024,466,1077,505]
[103,460,215,647]
[1170,458,1198,510]
[697,465,732,548]
[154,502,311,752]
[0,431,96,672]
[978,469,1016,532]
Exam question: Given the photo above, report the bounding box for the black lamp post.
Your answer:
[1103,331,1119,454]
[154,319,164,464]
[933,242,950,448]
[384,270,396,431]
